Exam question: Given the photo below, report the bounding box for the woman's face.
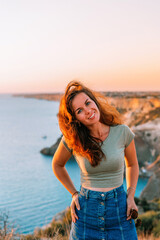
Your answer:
[71,92,100,127]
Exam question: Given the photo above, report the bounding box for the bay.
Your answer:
[0,95,148,234]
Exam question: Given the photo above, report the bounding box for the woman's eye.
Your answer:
[86,101,90,106]
[77,109,82,114]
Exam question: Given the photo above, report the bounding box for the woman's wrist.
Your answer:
[127,186,136,199]
[72,191,79,198]
[127,186,135,191]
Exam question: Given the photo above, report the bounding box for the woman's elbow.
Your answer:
[52,156,57,174]
[52,155,64,175]
[134,161,139,173]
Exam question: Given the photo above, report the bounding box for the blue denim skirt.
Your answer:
[69,184,138,240]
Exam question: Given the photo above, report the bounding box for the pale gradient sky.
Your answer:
[0,0,160,93]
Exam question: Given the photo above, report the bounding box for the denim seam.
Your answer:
[83,197,87,239]
[114,190,125,240]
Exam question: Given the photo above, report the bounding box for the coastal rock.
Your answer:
[40,136,75,161]
[40,136,62,156]
[140,155,160,201]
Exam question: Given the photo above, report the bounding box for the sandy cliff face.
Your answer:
[107,97,160,125]
[108,97,160,114]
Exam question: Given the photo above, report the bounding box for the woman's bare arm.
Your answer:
[125,139,139,196]
[124,139,139,219]
[52,139,80,222]
[52,139,77,195]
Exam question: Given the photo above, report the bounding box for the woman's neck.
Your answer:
[88,123,110,140]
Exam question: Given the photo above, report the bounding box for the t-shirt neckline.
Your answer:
[102,126,112,143]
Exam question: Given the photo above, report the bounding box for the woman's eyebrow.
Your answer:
[75,98,89,112]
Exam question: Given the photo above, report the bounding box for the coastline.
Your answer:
[13,91,160,102]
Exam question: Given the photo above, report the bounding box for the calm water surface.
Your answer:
[0,95,148,234]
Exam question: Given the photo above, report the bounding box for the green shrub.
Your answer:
[140,198,151,212]
[152,198,160,211]
[137,211,160,237]
[134,197,140,205]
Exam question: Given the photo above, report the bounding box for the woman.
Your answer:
[52,81,139,240]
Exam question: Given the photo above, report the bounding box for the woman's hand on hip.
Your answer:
[70,193,80,223]
[126,197,138,220]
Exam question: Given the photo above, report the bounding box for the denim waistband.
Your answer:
[79,184,125,200]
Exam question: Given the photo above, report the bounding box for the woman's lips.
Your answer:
[88,112,95,119]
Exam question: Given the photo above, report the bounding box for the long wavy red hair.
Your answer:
[58,81,123,166]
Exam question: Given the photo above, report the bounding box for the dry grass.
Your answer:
[138,233,160,240]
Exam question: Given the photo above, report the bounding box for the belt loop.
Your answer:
[113,189,117,198]
[85,189,89,199]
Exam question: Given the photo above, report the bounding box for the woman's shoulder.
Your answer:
[111,124,128,130]
[111,124,132,134]
[111,124,135,147]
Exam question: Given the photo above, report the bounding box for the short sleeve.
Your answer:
[61,136,73,153]
[124,125,135,148]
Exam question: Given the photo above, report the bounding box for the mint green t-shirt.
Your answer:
[62,124,135,188]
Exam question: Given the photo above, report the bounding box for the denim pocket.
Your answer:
[117,192,135,229]
[74,193,85,225]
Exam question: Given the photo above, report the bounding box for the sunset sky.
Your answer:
[0,0,160,93]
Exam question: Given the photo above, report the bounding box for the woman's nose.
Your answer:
[85,107,91,115]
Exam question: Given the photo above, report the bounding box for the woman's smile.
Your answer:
[88,112,95,119]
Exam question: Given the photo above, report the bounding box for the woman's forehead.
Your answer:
[72,92,90,110]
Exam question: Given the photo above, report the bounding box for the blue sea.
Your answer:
[0,95,148,234]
